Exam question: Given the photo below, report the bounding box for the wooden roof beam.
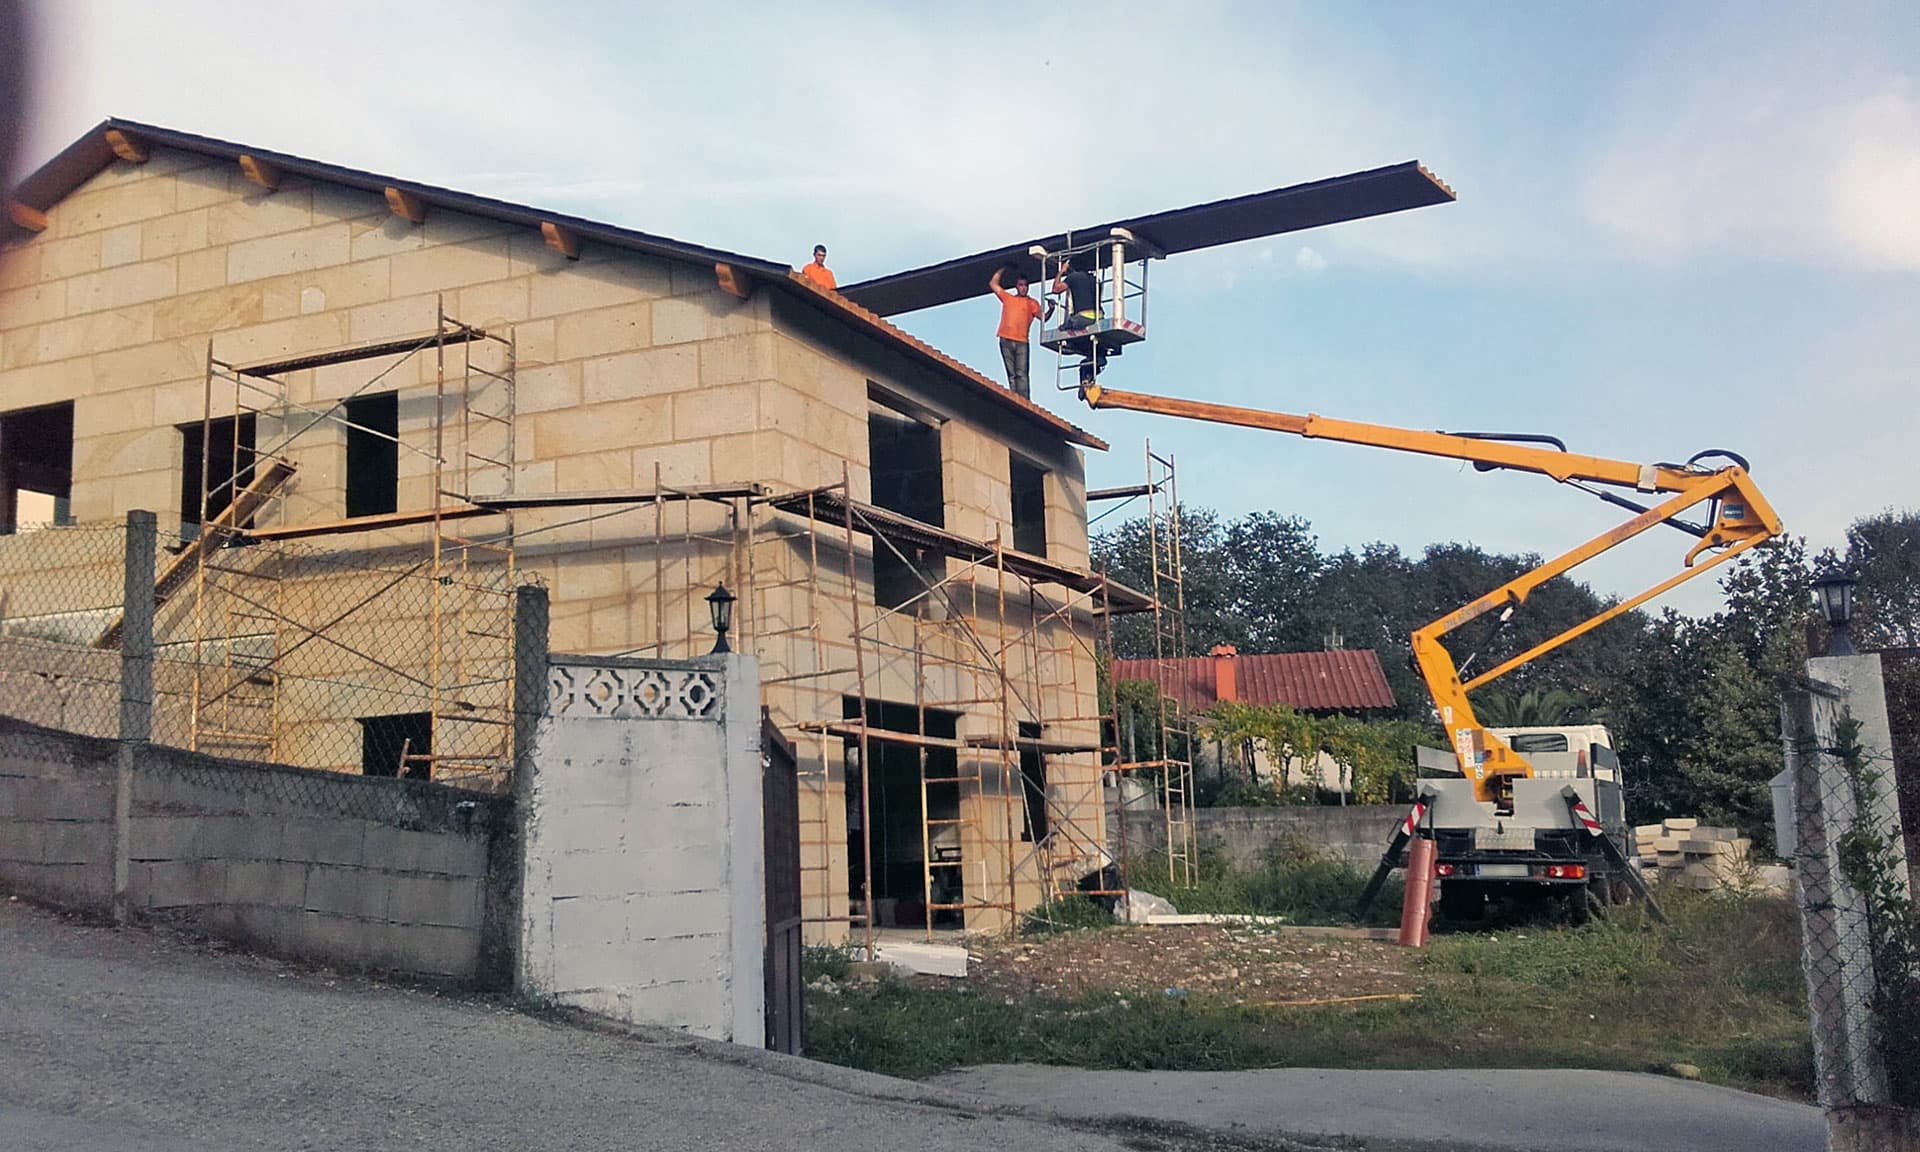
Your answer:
[384,186,426,225]
[541,221,580,259]
[104,129,149,163]
[5,201,48,232]
[237,154,281,191]
[715,262,755,299]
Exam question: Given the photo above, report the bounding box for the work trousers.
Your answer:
[999,337,1031,398]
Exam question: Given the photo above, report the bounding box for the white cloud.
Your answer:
[19,1,1451,281]
[1294,245,1328,273]
[1579,11,1920,270]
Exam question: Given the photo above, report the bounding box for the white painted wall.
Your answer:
[519,654,765,1046]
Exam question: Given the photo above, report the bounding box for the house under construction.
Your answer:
[0,120,1452,938]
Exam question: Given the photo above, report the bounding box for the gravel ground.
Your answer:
[0,898,1298,1152]
[970,925,1415,1004]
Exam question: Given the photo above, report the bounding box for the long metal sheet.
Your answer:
[840,161,1455,316]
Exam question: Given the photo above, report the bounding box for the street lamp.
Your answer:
[706,582,736,655]
[1810,568,1858,656]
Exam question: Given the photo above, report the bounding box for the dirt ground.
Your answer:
[964,925,1418,1006]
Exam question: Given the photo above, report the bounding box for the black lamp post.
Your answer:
[706,582,736,655]
[1810,568,1858,656]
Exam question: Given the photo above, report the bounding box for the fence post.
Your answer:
[1786,657,1916,1150]
[491,583,548,992]
[114,510,156,925]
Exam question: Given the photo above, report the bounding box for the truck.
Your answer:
[1418,724,1628,921]
[1069,378,1783,920]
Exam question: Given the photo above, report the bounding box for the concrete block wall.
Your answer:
[0,715,514,986]
[0,721,117,910]
[1120,803,1407,873]
[520,654,764,1045]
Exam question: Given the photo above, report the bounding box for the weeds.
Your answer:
[1133,841,1403,927]
[1022,896,1117,936]
[807,886,1813,1100]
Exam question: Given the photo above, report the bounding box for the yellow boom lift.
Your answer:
[1075,380,1784,918]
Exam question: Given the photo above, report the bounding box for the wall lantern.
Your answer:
[706,582,736,655]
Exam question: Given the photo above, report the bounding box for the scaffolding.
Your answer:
[150,301,519,787]
[1096,441,1197,889]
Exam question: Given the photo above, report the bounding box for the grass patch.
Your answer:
[806,888,1813,1099]
[1133,841,1403,927]
[1022,896,1117,936]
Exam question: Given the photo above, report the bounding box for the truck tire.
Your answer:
[1438,881,1485,922]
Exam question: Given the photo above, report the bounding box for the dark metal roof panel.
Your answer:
[839,161,1456,316]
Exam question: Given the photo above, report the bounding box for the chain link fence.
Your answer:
[0,516,523,807]
[1781,673,1918,1132]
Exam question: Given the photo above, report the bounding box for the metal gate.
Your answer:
[761,711,804,1054]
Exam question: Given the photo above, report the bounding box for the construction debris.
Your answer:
[1632,818,1778,891]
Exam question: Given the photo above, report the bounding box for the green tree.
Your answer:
[1845,509,1920,648]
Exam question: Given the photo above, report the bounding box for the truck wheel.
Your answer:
[1438,881,1485,922]
[1564,886,1594,927]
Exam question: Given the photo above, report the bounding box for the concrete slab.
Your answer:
[872,939,968,977]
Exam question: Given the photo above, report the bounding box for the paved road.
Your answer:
[0,900,1159,1152]
[934,1065,1826,1152]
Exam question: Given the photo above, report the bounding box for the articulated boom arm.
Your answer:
[1079,383,1784,802]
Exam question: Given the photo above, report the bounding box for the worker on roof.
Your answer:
[799,244,836,290]
[990,267,1051,399]
[1051,256,1107,387]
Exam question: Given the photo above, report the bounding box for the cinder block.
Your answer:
[1688,825,1738,842]
[282,818,367,867]
[0,820,49,862]
[129,815,201,861]
[303,864,389,920]
[386,875,483,930]
[224,860,307,907]
[1662,817,1698,832]
[195,815,280,860]
[39,821,109,866]
[135,859,225,908]
[278,910,373,969]
[374,923,479,978]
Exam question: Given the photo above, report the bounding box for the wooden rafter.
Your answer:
[715,263,755,300]
[541,221,580,259]
[104,129,150,163]
[5,201,48,232]
[237,154,282,191]
[384,186,426,225]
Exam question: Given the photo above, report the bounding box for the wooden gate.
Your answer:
[761,710,804,1054]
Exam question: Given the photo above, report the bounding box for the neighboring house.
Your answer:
[1113,644,1396,792]
[0,120,1148,936]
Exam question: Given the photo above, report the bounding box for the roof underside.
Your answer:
[1114,649,1396,712]
[3,119,1105,450]
[839,161,1456,317]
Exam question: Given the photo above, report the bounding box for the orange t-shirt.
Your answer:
[994,287,1042,340]
[800,262,836,290]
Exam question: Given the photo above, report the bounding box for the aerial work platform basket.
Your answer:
[1033,227,1160,390]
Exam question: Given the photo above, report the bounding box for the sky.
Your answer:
[12,0,1919,616]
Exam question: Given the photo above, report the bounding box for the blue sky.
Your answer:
[17,1,1919,614]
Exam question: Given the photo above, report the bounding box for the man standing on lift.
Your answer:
[1052,256,1107,386]
[990,267,1050,399]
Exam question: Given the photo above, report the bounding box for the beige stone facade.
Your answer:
[0,133,1118,936]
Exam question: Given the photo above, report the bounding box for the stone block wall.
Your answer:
[0,715,514,985]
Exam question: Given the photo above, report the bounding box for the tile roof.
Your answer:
[3,119,1104,451]
[1113,649,1396,713]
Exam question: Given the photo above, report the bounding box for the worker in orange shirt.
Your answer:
[800,244,836,290]
[990,267,1051,398]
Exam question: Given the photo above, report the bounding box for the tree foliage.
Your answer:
[1092,501,1920,847]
